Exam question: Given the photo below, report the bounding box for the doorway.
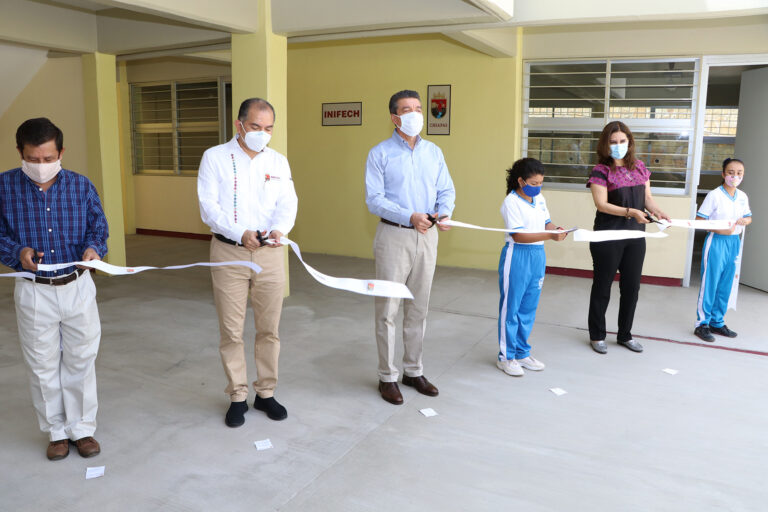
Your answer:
[687,56,768,288]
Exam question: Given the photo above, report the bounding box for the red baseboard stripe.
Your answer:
[136,228,212,241]
[581,328,768,357]
[546,266,682,287]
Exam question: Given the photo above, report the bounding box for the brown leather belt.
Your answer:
[24,268,86,286]
[380,218,414,229]
[214,233,244,247]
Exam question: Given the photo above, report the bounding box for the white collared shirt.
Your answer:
[500,191,551,245]
[198,137,298,242]
[697,186,751,235]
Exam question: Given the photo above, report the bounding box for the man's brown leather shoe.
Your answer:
[46,439,69,461]
[75,437,101,458]
[378,381,403,405]
[401,375,439,397]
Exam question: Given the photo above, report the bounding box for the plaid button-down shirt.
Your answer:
[0,168,109,277]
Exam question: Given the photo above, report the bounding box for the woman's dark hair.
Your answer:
[506,157,544,194]
[16,118,63,153]
[596,121,636,172]
[721,157,745,184]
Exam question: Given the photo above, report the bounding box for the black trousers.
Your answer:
[588,238,646,342]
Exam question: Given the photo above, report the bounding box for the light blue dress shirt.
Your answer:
[365,130,456,226]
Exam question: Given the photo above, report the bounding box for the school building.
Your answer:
[1,1,767,510]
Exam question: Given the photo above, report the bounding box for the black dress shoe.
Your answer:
[254,396,288,421]
[694,325,715,342]
[225,400,248,427]
[378,381,403,405]
[401,375,439,397]
[710,324,737,338]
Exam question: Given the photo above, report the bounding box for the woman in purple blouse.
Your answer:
[586,121,670,354]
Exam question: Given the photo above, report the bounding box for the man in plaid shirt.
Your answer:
[0,118,108,461]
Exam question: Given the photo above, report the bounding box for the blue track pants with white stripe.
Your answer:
[696,233,740,328]
[498,243,545,361]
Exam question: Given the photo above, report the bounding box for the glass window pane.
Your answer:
[176,81,219,123]
[134,132,174,171]
[611,61,695,72]
[178,131,220,171]
[527,131,600,184]
[131,84,172,124]
[633,132,690,189]
[530,63,606,74]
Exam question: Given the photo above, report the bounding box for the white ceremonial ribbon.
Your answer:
[441,218,665,241]
[572,228,668,242]
[278,236,414,299]
[657,218,733,231]
[36,259,263,276]
[728,229,745,311]
[441,219,575,235]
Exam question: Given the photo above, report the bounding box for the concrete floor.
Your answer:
[1,235,767,512]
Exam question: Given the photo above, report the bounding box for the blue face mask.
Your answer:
[610,143,628,160]
[521,180,542,198]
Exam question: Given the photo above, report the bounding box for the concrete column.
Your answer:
[231,0,290,295]
[117,61,136,235]
[82,52,127,266]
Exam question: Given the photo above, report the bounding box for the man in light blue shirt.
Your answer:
[365,89,456,405]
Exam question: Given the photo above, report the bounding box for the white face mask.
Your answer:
[22,159,62,184]
[396,111,424,137]
[724,175,743,188]
[609,143,628,160]
[240,124,271,153]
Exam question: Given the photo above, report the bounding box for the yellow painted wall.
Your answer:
[0,57,87,176]
[523,16,768,60]
[134,175,209,233]
[288,35,517,271]
[125,19,768,279]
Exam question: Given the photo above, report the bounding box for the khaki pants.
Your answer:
[210,238,285,401]
[373,222,438,382]
[14,271,101,441]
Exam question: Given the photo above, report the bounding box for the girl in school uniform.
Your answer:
[694,157,752,342]
[497,158,568,377]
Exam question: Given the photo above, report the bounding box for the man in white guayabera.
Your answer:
[198,98,298,427]
[365,90,456,405]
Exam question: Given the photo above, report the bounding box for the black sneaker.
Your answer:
[710,324,737,338]
[254,396,287,421]
[225,400,248,427]
[694,325,715,342]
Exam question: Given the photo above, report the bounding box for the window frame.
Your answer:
[130,76,231,176]
[522,57,700,196]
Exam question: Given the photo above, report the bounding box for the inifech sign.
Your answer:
[322,102,362,126]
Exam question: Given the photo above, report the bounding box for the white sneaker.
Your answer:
[496,359,524,377]
[517,356,545,371]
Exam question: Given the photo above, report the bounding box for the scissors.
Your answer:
[426,214,448,227]
[255,231,274,246]
[644,209,663,225]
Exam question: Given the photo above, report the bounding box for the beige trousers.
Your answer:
[210,237,285,401]
[373,222,438,382]
[14,271,101,441]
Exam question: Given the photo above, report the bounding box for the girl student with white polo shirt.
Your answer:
[694,157,752,342]
[496,158,568,377]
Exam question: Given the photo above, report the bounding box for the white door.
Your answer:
[735,66,768,291]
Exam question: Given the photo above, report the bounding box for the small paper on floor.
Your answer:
[419,408,438,417]
[662,368,679,375]
[254,438,273,451]
[549,387,567,396]
[85,466,105,480]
